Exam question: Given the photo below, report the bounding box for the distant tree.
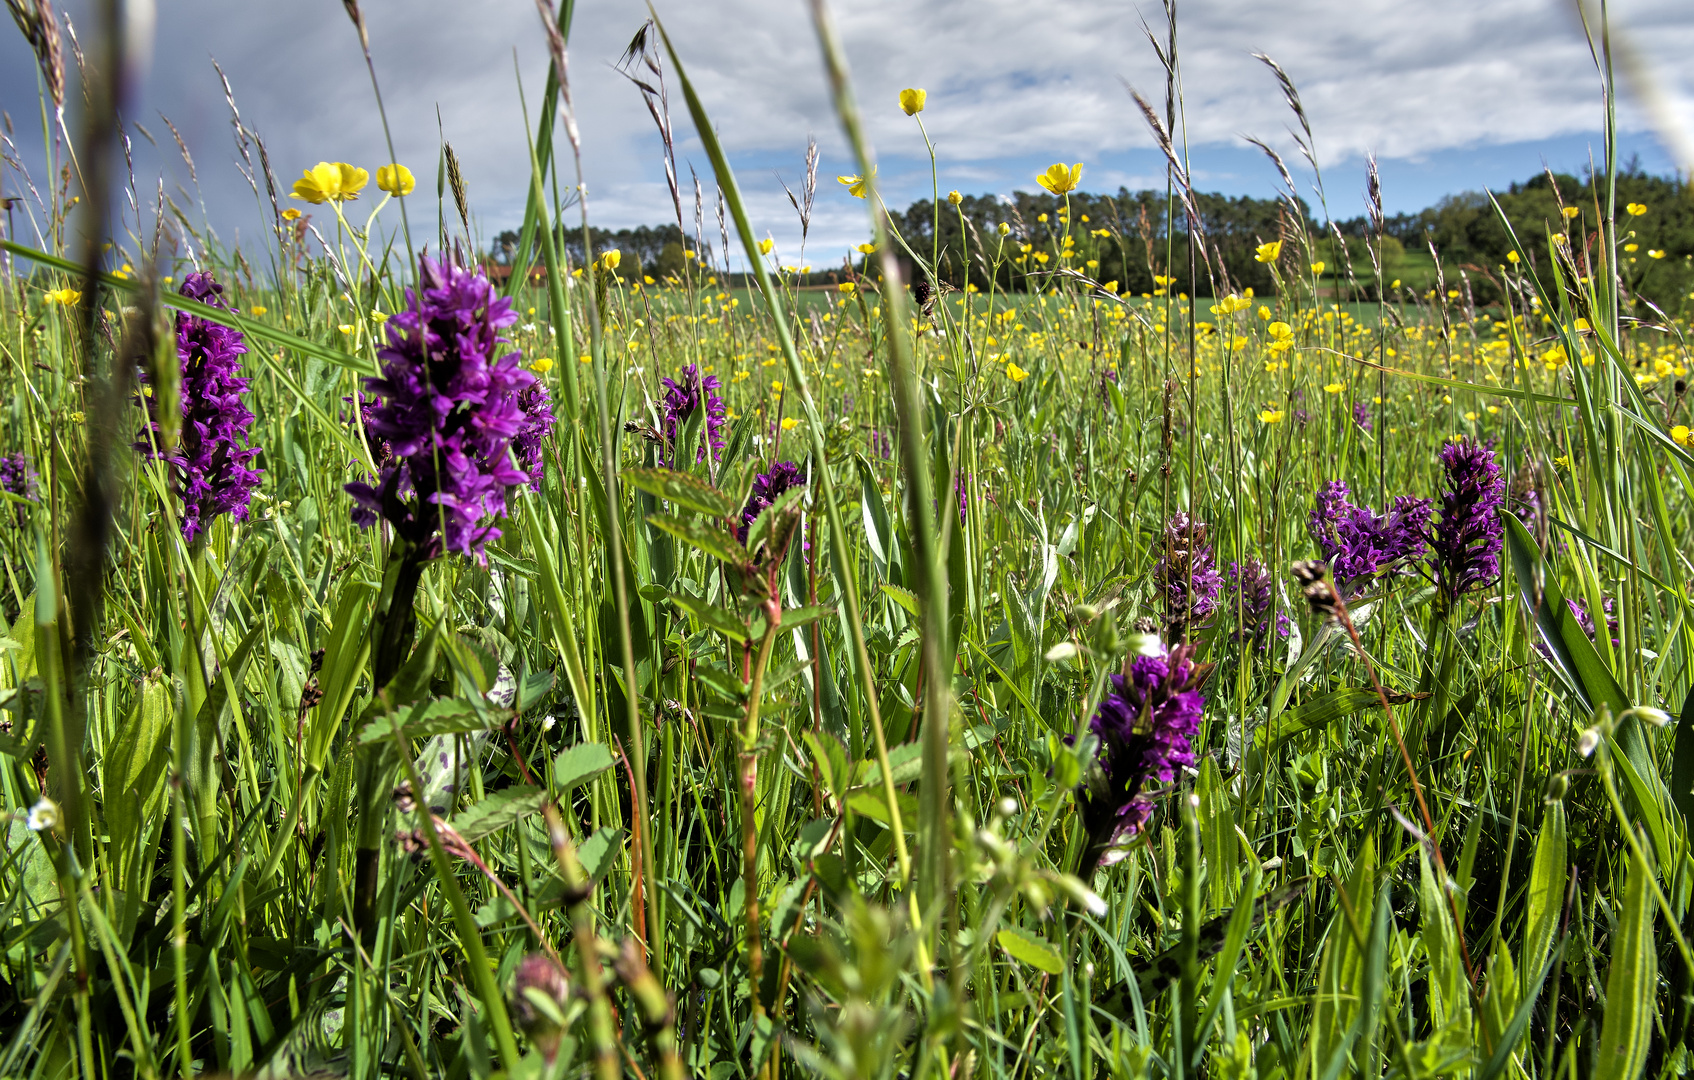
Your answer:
[491,229,520,266]
[653,240,687,280]
[1336,165,1693,308]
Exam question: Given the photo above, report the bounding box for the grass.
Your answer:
[1,3,1693,1080]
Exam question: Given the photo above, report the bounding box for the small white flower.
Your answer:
[26,797,58,832]
[1126,631,1165,658]
[997,797,1018,818]
[542,714,558,732]
[1577,727,1601,757]
[1632,706,1672,728]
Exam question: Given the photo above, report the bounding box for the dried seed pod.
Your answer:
[1291,559,1338,617]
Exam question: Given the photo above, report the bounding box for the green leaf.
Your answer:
[669,590,750,643]
[554,741,616,793]
[879,584,921,619]
[997,927,1064,975]
[382,620,444,709]
[647,512,747,566]
[693,664,748,703]
[1313,836,1376,1072]
[1521,799,1566,996]
[778,605,834,634]
[1594,843,1655,1080]
[517,670,556,711]
[577,826,623,881]
[858,456,892,573]
[454,786,549,843]
[802,730,849,805]
[746,484,805,556]
[359,698,487,744]
[623,467,740,518]
[1480,948,1559,1080]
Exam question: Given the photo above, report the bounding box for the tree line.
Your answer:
[489,163,1692,309]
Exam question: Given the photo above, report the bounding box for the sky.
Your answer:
[2,0,1691,272]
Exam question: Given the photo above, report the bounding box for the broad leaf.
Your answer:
[454,786,548,843]
[648,512,747,566]
[623,466,740,518]
[554,741,616,793]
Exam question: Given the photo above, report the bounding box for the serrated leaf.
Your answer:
[778,605,833,634]
[844,786,918,828]
[997,927,1063,974]
[1254,687,1426,755]
[359,697,487,744]
[648,512,747,566]
[746,485,805,555]
[694,663,748,702]
[454,786,548,843]
[670,590,750,643]
[517,669,555,711]
[623,467,740,518]
[554,741,616,793]
[880,584,921,618]
[577,826,623,881]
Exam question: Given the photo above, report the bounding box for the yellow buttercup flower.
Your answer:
[1267,321,1293,340]
[1561,206,1580,220]
[839,282,857,294]
[1309,261,1326,275]
[291,161,368,204]
[1254,240,1282,264]
[1625,202,1647,217]
[249,305,268,317]
[857,243,876,255]
[1006,362,1030,382]
[838,169,875,198]
[781,416,800,431]
[1258,409,1284,424]
[759,237,774,255]
[947,190,962,206]
[899,88,926,116]
[281,207,302,221]
[1506,250,1520,264]
[376,163,415,197]
[1036,162,1082,195]
[1323,382,1345,394]
[531,357,555,374]
[45,288,81,305]
[1648,249,1666,259]
[1672,425,1692,447]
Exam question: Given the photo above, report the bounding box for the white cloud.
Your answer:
[1,0,1688,267]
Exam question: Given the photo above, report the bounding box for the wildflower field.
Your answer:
[4,3,1694,1078]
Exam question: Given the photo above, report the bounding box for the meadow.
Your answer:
[1,2,1693,1079]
